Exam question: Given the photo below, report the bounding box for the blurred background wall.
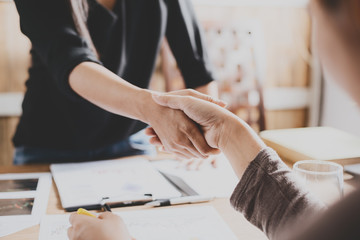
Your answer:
[0,0,314,165]
[0,1,30,166]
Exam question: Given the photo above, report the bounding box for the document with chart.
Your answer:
[51,157,181,210]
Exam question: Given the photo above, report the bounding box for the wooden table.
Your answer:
[0,164,267,240]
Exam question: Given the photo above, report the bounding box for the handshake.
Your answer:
[144,89,265,177]
[68,91,266,240]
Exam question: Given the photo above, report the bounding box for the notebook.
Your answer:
[51,157,181,211]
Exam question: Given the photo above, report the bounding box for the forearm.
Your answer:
[69,62,152,122]
[230,148,324,239]
[219,116,265,178]
[69,62,216,158]
[219,117,324,239]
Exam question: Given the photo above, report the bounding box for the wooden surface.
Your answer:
[0,164,267,240]
[1,158,358,239]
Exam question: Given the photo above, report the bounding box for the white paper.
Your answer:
[152,154,239,197]
[39,214,72,240]
[39,206,237,240]
[51,157,181,209]
[0,172,52,237]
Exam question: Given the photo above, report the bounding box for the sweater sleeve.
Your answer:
[14,0,102,100]
[165,0,215,89]
[230,148,325,240]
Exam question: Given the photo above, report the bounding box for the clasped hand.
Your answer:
[144,89,232,161]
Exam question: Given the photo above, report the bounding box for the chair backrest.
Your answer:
[159,20,267,131]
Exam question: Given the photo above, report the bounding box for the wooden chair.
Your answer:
[159,21,266,131]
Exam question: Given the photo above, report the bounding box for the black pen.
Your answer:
[101,197,112,212]
[145,195,213,207]
[101,202,112,212]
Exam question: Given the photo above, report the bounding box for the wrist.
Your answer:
[218,114,241,151]
[136,89,160,124]
[219,115,265,178]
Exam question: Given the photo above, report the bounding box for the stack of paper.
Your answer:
[0,173,51,237]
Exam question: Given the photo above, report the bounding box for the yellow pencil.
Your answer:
[77,208,97,218]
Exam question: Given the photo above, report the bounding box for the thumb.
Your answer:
[152,94,185,110]
[98,212,116,220]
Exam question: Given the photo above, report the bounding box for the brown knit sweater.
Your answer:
[229,147,360,240]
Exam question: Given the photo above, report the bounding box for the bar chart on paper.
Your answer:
[39,206,237,240]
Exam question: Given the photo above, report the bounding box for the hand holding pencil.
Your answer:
[67,208,133,240]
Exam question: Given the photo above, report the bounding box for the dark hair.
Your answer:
[68,0,98,57]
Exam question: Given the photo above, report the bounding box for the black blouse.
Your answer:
[13,0,214,151]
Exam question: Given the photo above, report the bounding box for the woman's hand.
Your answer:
[141,89,226,159]
[149,91,232,150]
[68,212,132,240]
[150,91,265,178]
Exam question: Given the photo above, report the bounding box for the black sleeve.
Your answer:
[165,0,215,89]
[14,0,102,99]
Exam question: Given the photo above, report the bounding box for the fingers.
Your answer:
[98,212,117,220]
[148,129,206,159]
[145,127,157,136]
[69,212,83,225]
[146,128,163,146]
[69,213,76,224]
[185,125,219,156]
[172,130,209,159]
[67,226,74,239]
[148,125,203,158]
[68,213,96,240]
[173,151,192,160]
[210,156,218,168]
[150,95,223,159]
[194,158,205,170]
[69,213,98,231]
[184,140,208,159]
[98,212,111,219]
[161,144,201,160]
[149,136,162,146]
[98,213,127,229]
[152,114,217,158]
